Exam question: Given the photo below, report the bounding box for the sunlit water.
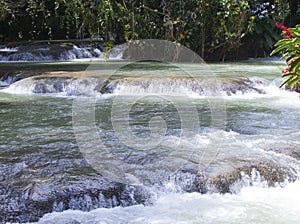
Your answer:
[0,61,299,223]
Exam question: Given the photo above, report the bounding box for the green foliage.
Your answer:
[0,0,295,60]
[133,0,253,60]
[271,24,300,88]
[241,0,290,58]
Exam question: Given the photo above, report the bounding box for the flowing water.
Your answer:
[0,61,300,223]
[0,44,124,62]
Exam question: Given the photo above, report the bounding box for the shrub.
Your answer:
[271,24,300,90]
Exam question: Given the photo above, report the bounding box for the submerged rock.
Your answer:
[221,77,266,95]
[164,160,298,194]
[0,156,152,223]
[199,162,297,193]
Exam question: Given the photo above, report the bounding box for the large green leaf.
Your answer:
[274,38,292,46]
[270,43,291,55]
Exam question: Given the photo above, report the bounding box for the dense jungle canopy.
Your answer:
[0,0,299,60]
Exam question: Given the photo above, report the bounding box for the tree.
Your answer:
[0,0,296,61]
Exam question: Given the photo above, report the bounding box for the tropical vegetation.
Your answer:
[0,0,299,60]
[271,23,300,90]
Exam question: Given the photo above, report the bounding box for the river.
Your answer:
[0,57,299,223]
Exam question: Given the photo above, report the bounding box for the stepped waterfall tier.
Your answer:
[0,61,299,223]
[0,43,124,62]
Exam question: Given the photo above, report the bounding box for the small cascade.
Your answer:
[161,137,300,195]
[0,46,18,52]
[164,160,298,195]
[34,143,300,224]
[37,180,300,224]
[2,76,101,96]
[2,75,276,98]
[0,177,152,223]
[1,61,299,223]
[2,134,298,223]
[0,43,124,62]
[0,152,153,223]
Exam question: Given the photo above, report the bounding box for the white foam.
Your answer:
[0,45,124,62]
[1,77,100,97]
[247,56,285,64]
[0,47,18,52]
[37,180,300,224]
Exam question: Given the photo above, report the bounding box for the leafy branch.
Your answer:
[271,24,300,89]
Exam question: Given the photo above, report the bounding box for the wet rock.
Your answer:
[198,162,297,193]
[0,72,41,86]
[166,161,298,194]
[33,77,74,94]
[221,78,266,95]
[94,79,119,94]
[0,152,152,223]
[0,178,151,223]
[34,83,48,94]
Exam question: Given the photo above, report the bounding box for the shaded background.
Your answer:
[0,0,299,60]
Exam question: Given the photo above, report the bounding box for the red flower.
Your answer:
[282,67,290,75]
[275,22,281,28]
[288,57,298,65]
[276,23,293,38]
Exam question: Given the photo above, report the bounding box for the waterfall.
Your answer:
[2,75,280,98]
[0,43,124,62]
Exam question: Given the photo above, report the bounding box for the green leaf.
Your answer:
[290,57,300,71]
[294,39,300,45]
[282,72,296,78]
[270,44,290,55]
[286,76,300,87]
[279,78,290,88]
[279,76,296,88]
[280,52,290,60]
[274,38,291,46]
[292,31,300,38]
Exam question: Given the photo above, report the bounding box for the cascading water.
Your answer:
[0,61,299,223]
[38,180,300,224]
[1,72,276,97]
[0,43,124,62]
